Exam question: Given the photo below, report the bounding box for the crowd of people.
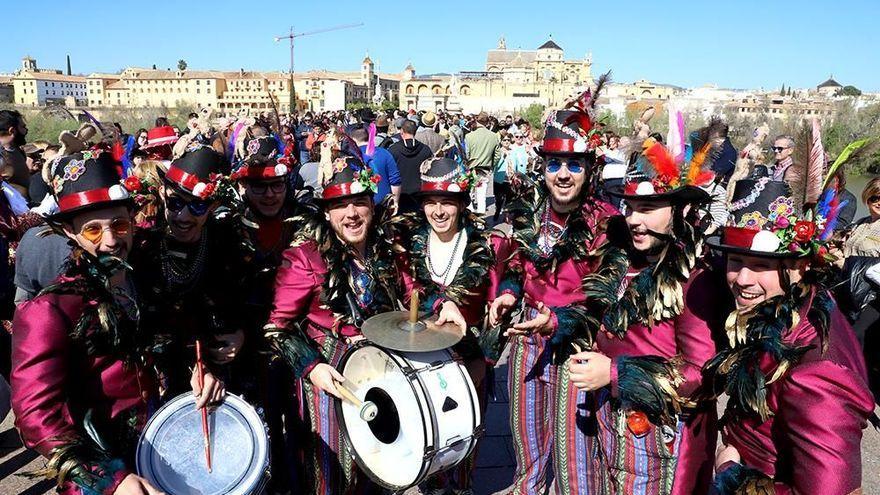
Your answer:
[0,78,877,495]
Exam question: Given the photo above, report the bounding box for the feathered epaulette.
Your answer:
[263,321,323,378]
[616,355,686,427]
[711,462,775,495]
[583,219,702,340]
[505,174,600,273]
[38,248,158,365]
[700,280,832,422]
[290,197,398,325]
[22,437,127,492]
[390,209,495,315]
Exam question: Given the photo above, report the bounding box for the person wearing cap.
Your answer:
[139,125,179,163]
[129,145,249,399]
[266,145,422,493]
[416,111,445,154]
[703,174,874,494]
[374,113,391,148]
[464,112,501,214]
[10,149,224,495]
[487,86,619,495]
[565,136,722,494]
[391,142,507,495]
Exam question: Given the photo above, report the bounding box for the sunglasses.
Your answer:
[165,195,211,216]
[248,181,287,195]
[869,195,880,204]
[771,146,790,152]
[79,218,132,245]
[546,158,585,174]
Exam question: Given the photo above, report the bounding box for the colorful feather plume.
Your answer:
[805,119,825,205]
[685,141,716,186]
[822,137,879,189]
[816,188,847,240]
[666,106,686,164]
[562,71,610,135]
[366,122,377,156]
[642,139,680,186]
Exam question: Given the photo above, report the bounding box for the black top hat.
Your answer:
[537,109,598,157]
[607,138,711,204]
[705,178,806,258]
[49,150,130,220]
[163,146,226,198]
[233,136,293,181]
[415,156,472,198]
[320,154,379,203]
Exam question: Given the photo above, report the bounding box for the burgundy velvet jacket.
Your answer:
[267,239,395,377]
[501,200,618,344]
[11,288,156,494]
[719,291,874,495]
[597,268,722,495]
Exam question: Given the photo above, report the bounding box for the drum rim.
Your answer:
[334,340,434,491]
[136,392,269,494]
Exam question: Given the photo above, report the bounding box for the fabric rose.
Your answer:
[123,176,142,192]
[793,221,816,243]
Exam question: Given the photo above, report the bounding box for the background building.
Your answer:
[12,57,87,106]
[399,36,593,114]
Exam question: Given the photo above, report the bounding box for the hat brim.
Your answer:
[704,235,805,259]
[606,184,710,204]
[46,198,132,222]
[536,147,591,157]
[314,189,373,205]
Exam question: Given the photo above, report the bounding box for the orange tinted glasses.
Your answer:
[79,218,132,245]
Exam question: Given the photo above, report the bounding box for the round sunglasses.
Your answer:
[165,195,211,216]
[79,218,132,245]
[545,158,586,174]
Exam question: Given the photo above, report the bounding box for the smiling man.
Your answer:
[392,147,504,495]
[487,85,618,495]
[11,150,223,495]
[264,141,400,495]
[564,136,721,495]
[703,176,874,494]
[129,145,249,399]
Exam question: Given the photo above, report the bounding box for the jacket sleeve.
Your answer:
[671,274,718,398]
[774,360,873,495]
[265,245,324,378]
[11,297,130,494]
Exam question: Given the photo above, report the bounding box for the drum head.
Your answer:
[137,393,269,495]
[336,343,430,490]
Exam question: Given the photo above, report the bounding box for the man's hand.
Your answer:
[207,330,245,365]
[308,363,345,399]
[489,293,517,326]
[567,351,612,391]
[190,369,225,409]
[114,473,166,495]
[436,301,467,336]
[715,444,741,472]
[505,302,553,337]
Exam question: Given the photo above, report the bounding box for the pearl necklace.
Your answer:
[427,230,464,285]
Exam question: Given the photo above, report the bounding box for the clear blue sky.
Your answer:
[4,0,879,91]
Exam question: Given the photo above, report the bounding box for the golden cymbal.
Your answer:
[361,311,463,352]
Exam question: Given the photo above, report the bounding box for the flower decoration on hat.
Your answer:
[164,147,227,200]
[707,120,872,260]
[352,167,381,194]
[621,136,716,197]
[539,72,610,156]
[418,133,476,195]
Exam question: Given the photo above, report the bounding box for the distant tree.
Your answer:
[177,59,188,71]
[151,64,157,70]
[787,87,792,97]
[522,103,546,129]
[780,84,786,96]
[838,85,862,97]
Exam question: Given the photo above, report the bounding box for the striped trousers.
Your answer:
[300,337,380,495]
[507,334,557,495]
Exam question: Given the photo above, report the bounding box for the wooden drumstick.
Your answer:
[336,380,378,422]
[195,340,212,473]
[409,290,419,324]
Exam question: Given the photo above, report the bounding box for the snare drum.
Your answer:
[136,393,270,494]
[335,342,482,491]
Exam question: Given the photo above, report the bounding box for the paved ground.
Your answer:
[3,360,879,494]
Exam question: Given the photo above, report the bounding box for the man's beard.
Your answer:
[13,133,26,147]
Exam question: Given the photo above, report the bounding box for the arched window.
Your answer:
[460,85,471,96]
[405,85,414,95]
[432,85,442,95]
[417,84,429,96]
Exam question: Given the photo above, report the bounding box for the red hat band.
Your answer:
[322,182,359,200]
[722,226,759,249]
[165,165,201,191]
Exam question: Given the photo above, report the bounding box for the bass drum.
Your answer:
[136,393,270,494]
[335,341,482,491]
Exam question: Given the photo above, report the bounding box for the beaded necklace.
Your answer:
[160,230,209,293]
[426,229,464,286]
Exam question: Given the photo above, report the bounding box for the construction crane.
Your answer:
[274,23,364,113]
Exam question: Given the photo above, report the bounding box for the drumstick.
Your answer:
[195,340,213,473]
[336,380,378,422]
[409,290,420,324]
